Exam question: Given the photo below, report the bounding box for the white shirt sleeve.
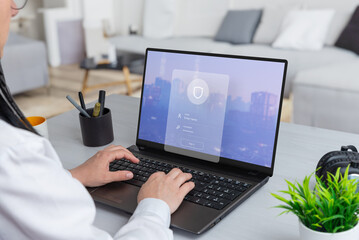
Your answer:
[114,198,173,240]
[0,121,173,240]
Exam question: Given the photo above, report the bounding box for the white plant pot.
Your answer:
[299,219,359,240]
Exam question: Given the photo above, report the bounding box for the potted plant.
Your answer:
[272,166,359,240]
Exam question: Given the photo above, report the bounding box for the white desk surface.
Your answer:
[48,94,359,240]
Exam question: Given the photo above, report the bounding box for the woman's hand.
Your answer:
[69,145,139,187]
[137,168,195,214]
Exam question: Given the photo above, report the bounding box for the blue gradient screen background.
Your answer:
[138,51,285,168]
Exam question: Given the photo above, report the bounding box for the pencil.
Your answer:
[98,90,106,116]
[78,92,86,110]
[66,95,91,118]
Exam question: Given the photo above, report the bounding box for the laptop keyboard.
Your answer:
[109,156,251,210]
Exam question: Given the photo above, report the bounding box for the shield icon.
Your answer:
[193,86,204,99]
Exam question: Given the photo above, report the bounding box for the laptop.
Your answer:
[89,48,288,234]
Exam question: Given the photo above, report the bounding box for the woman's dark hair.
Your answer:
[0,60,37,133]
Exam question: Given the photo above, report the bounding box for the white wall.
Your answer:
[37,0,359,66]
[112,0,230,36]
[43,0,118,66]
[111,0,359,37]
[11,0,44,40]
[83,0,114,28]
[82,0,115,59]
[42,0,83,66]
[113,0,144,35]
[229,0,359,10]
[173,0,229,37]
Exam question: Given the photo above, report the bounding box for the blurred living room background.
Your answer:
[4,0,359,133]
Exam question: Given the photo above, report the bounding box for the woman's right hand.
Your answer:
[137,168,195,214]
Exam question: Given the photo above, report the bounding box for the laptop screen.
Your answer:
[137,49,286,169]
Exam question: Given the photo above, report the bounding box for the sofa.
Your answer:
[108,0,359,132]
[110,36,358,99]
[293,60,359,133]
[2,32,49,95]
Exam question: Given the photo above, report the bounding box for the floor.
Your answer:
[14,64,292,122]
[14,64,142,119]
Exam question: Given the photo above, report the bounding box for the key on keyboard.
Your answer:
[109,156,252,210]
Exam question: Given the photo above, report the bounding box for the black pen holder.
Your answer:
[79,108,114,147]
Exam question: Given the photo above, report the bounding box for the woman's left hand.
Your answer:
[69,145,139,187]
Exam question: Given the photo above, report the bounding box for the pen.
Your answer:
[98,90,106,116]
[78,92,86,110]
[92,102,101,117]
[66,95,91,118]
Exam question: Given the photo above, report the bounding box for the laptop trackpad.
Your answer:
[91,182,139,214]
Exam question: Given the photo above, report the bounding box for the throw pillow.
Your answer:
[253,5,299,45]
[214,10,262,44]
[335,6,359,55]
[143,0,175,39]
[325,11,352,46]
[272,9,335,51]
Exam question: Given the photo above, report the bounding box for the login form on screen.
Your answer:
[138,50,285,168]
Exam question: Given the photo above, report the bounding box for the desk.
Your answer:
[48,94,359,240]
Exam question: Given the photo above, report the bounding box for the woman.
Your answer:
[0,0,194,239]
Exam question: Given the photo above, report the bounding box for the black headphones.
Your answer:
[316,145,359,184]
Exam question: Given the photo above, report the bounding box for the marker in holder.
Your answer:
[79,107,114,147]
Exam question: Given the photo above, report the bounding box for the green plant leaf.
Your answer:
[271,166,359,233]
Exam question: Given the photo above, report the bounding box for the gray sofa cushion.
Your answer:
[293,60,359,133]
[253,6,292,44]
[218,44,358,97]
[293,60,359,91]
[214,10,262,44]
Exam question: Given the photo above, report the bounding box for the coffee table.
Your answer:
[80,53,144,95]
